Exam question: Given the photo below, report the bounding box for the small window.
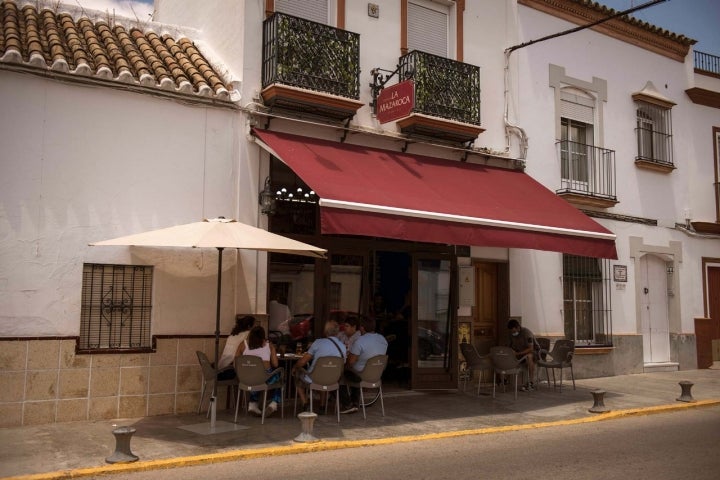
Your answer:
[275,0,329,24]
[562,255,612,346]
[635,101,673,166]
[408,0,449,57]
[79,264,153,351]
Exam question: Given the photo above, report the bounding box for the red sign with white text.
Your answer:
[376,80,415,124]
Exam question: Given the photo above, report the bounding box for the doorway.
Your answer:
[697,262,720,368]
[639,254,671,363]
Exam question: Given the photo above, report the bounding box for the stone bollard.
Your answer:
[294,411,320,443]
[105,426,139,464]
[588,389,610,413]
[676,381,696,403]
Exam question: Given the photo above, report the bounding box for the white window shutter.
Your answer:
[408,1,448,57]
[561,91,594,124]
[275,0,329,24]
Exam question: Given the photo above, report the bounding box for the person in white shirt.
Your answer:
[236,326,282,416]
[337,314,361,351]
[217,315,255,380]
[268,291,292,335]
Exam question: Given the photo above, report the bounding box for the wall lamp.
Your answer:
[259,177,276,216]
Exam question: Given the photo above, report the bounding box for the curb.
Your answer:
[5,399,720,480]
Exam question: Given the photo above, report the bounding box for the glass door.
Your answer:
[412,254,457,389]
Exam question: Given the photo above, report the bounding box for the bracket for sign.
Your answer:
[339,118,352,143]
[369,62,413,113]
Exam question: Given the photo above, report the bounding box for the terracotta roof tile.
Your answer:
[0,0,234,102]
[576,0,695,46]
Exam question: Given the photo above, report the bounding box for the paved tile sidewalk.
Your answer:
[1,369,719,479]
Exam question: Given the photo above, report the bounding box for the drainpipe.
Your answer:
[503,0,666,161]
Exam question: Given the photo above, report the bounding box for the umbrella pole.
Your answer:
[210,247,224,429]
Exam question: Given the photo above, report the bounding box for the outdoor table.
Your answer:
[277,352,303,399]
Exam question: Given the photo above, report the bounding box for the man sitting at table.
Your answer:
[507,318,538,391]
[292,319,346,412]
[340,315,388,414]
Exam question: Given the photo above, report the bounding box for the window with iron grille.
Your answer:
[635,101,673,166]
[562,255,612,347]
[79,264,153,351]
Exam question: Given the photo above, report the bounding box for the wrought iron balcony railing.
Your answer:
[556,141,616,201]
[398,50,481,126]
[694,50,720,76]
[262,12,360,99]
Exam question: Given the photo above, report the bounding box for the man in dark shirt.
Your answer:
[507,319,537,391]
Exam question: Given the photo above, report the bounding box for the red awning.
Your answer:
[252,128,617,259]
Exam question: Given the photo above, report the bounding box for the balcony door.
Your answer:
[561,118,593,192]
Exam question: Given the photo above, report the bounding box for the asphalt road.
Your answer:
[106,406,720,480]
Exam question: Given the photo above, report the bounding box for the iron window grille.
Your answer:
[262,12,360,99]
[79,264,153,352]
[562,255,613,347]
[398,50,481,126]
[635,101,673,167]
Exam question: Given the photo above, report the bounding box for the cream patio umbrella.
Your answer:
[90,217,326,430]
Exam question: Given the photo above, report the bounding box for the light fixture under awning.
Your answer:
[252,128,617,259]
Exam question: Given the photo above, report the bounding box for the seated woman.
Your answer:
[237,326,282,417]
[217,315,255,380]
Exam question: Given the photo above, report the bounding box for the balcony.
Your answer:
[396,50,484,145]
[556,141,618,209]
[261,12,363,122]
[694,51,720,77]
[686,51,720,109]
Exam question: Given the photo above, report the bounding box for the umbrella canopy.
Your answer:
[90,217,326,429]
[90,217,327,257]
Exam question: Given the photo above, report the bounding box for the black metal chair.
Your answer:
[489,346,526,400]
[460,342,493,395]
[537,339,576,391]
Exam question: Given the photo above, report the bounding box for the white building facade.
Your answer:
[1,0,718,426]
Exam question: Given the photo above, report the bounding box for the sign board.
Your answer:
[613,265,627,282]
[376,80,415,124]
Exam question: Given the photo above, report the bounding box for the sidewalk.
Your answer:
[2,369,719,479]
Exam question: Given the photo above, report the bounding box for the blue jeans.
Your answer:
[249,370,282,404]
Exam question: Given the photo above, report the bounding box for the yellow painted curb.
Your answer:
[5,399,719,480]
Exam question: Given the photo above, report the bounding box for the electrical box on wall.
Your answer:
[458,265,475,307]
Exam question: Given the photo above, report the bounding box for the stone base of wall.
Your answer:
[0,337,225,427]
[535,334,697,383]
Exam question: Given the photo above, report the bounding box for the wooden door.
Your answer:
[696,266,720,368]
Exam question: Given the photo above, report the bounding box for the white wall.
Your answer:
[0,70,245,337]
[509,4,720,345]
